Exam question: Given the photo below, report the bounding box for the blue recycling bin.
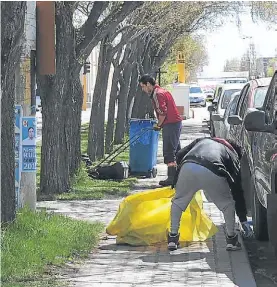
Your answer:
[129,119,159,178]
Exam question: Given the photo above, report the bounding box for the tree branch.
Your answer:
[76,1,143,62]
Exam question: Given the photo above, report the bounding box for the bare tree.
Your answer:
[132,1,243,118]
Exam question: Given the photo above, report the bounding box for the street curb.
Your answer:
[231,233,257,287]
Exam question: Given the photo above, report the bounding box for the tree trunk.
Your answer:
[88,36,113,161]
[132,90,154,119]
[125,65,138,133]
[1,2,26,223]
[131,38,155,119]
[114,60,133,144]
[105,58,121,154]
[65,75,83,176]
[37,3,78,195]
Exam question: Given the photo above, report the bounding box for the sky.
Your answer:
[203,12,277,74]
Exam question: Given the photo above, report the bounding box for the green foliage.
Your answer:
[267,58,277,77]
[161,35,208,85]
[1,208,103,285]
[251,1,277,25]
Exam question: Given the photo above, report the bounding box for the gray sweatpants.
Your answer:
[171,162,236,237]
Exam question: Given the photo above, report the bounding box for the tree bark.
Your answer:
[105,51,122,154]
[87,36,113,161]
[125,65,138,133]
[37,3,79,195]
[1,1,26,223]
[65,76,83,176]
[114,46,134,144]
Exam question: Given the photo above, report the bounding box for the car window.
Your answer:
[221,89,241,109]
[265,72,277,124]
[225,79,247,84]
[236,84,249,115]
[229,95,240,115]
[215,87,222,100]
[189,87,202,93]
[224,94,239,118]
[253,86,268,108]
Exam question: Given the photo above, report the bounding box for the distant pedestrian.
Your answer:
[167,137,248,251]
[139,74,182,186]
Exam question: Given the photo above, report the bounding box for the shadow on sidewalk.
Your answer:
[99,224,237,284]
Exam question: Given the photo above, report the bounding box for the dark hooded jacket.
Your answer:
[173,137,241,191]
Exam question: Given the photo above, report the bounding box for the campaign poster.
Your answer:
[15,105,21,134]
[15,105,22,208]
[21,117,36,172]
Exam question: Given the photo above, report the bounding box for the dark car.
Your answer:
[227,77,270,146]
[227,74,277,253]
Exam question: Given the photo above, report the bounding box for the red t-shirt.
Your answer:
[150,85,182,126]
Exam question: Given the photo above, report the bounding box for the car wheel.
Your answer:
[252,180,269,241]
[267,194,277,254]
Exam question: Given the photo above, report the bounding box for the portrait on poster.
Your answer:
[21,117,36,172]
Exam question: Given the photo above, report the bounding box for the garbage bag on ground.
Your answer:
[106,186,218,246]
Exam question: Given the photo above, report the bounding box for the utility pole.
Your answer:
[155,67,167,86]
[14,2,37,210]
[153,55,167,86]
[242,36,255,79]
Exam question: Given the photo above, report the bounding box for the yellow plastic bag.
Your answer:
[106,186,218,246]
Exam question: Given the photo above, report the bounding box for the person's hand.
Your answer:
[153,124,161,131]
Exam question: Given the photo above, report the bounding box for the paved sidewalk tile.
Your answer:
[37,119,256,287]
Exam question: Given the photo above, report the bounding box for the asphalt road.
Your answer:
[192,105,277,287]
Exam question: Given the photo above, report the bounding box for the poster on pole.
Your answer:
[21,117,36,172]
[15,105,22,208]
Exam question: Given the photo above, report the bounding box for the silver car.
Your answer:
[211,92,240,138]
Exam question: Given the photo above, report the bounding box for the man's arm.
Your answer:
[157,115,166,127]
[153,92,167,127]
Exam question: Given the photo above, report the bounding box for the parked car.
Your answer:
[213,78,270,140]
[224,77,248,84]
[204,89,215,103]
[211,91,240,138]
[189,85,206,107]
[208,83,244,136]
[226,75,276,251]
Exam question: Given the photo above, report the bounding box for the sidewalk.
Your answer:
[37,118,256,287]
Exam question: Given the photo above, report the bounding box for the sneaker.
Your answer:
[240,222,254,239]
[167,232,180,251]
[226,233,242,251]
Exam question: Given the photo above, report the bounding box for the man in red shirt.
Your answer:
[139,75,182,186]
